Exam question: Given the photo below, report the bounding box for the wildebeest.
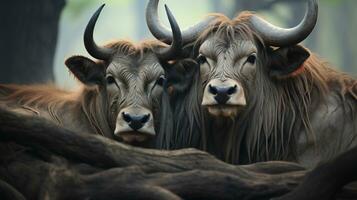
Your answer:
[0,4,183,147]
[147,0,357,167]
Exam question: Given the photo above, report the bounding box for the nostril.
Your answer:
[141,114,150,124]
[126,114,149,131]
[209,84,218,95]
[227,85,237,95]
[122,112,131,123]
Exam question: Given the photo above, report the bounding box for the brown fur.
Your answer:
[0,39,168,139]
[233,53,357,163]
[174,12,357,164]
[105,39,166,61]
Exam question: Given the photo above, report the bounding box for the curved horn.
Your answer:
[146,0,217,44]
[84,4,113,60]
[249,0,318,47]
[155,5,182,61]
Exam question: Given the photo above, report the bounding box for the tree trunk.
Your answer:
[0,0,65,84]
[0,108,357,199]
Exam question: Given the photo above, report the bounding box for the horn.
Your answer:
[155,5,182,61]
[249,0,318,47]
[146,0,217,44]
[84,4,113,60]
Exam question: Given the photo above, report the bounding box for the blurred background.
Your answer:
[0,0,356,88]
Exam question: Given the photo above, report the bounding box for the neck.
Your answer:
[78,86,113,139]
[204,116,234,161]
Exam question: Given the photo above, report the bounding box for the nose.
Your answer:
[122,112,151,131]
[209,84,237,104]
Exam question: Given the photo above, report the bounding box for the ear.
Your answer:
[268,45,310,79]
[65,56,106,85]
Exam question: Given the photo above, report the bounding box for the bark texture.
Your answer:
[0,108,356,200]
[0,0,65,84]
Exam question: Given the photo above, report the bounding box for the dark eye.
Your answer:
[106,75,116,85]
[246,53,256,64]
[197,54,207,64]
[156,75,166,86]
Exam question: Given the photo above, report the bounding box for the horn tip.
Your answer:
[92,4,105,23]
[164,4,170,14]
[164,5,175,27]
[95,4,104,10]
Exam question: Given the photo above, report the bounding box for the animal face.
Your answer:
[106,52,165,143]
[197,30,311,118]
[65,48,166,145]
[64,3,182,146]
[198,33,256,117]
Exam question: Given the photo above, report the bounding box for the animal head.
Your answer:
[65,4,182,145]
[147,0,317,118]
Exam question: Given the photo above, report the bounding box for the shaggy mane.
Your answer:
[0,83,116,137]
[232,53,357,164]
[194,12,263,53]
[0,84,79,107]
[105,39,167,61]
[166,12,357,164]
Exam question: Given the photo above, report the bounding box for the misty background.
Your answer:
[1,0,356,88]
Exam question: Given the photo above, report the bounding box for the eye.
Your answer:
[197,54,207,64]
[246,53,256,64]
[156,75,166,86]
[106,75,116,85]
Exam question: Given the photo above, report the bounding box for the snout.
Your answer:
[208,84,237,105]
[114,106,155,143]
[122,112,151,131]
[202,79,246,117]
